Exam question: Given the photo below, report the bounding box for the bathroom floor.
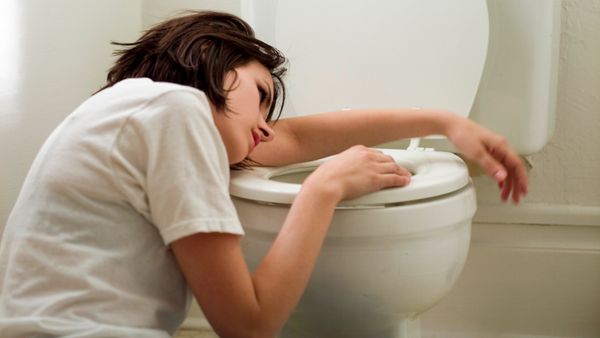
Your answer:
[174,328,217,338]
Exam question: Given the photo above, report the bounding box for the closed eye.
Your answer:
[258,81,274,121]
[258,85,268,104]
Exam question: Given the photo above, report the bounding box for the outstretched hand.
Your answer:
[445,116,528,204]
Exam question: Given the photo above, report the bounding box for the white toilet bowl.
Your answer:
[230,148,477,338]
[231,0,560,334]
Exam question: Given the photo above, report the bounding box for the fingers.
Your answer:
[505,153,529,197]
[365,149,412,187]
[477,138,528,204]
[377,163,412,187]
[365,151,411,188]
[447,120,528,204]
[501,174,512,202]
[360,147,411,176]
[476,149,507,182]
[381,173,411,187]
[492,147,528,204]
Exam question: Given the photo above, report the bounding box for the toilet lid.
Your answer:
[243,0,489,117]
[230,149,470,207]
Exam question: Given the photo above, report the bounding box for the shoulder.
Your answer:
[115,78,211,112]
[103,78,215,130]
[105,78,228,171]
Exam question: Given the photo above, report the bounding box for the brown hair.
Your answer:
[100,11,287,122]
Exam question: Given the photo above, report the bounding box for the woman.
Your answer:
[0,11,527,338]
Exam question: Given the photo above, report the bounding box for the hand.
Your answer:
[304,145,412,202]
[445,116,528,204]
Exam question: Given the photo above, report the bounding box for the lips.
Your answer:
[252,131,260,147]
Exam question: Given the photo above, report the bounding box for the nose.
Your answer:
[257,118,275,142]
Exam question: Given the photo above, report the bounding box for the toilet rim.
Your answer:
[230,148,470,207]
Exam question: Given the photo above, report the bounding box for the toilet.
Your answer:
[231,0,560,337]
[231,150,476,337]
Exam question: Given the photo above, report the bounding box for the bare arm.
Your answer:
[171,185,337,338]
[251,108,528,203]
[251,108,450,166]
[171,147,410,338]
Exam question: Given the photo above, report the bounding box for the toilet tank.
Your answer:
[241,0,561,155]
[470,0,561,154]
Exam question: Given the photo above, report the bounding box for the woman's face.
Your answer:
[212,60,275,164]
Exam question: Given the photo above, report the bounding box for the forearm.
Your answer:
[254,108,457,166]
[249,145,409,334]
[173,184,339,338]
[251,181,340,334]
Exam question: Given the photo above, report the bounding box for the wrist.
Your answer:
[301,174,344,206]
[434,110,461,137]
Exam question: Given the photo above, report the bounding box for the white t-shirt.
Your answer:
[0,78,244,337]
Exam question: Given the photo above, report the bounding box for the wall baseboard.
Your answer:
[474,203,600,227]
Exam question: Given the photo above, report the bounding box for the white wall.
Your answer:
[142,0,240,27]
[0,0,143,232]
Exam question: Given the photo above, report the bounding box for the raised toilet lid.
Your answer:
[243,0,489,117]
[230,149,469,207]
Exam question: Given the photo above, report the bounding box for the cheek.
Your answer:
[229,84,256,110]
[229,124,250,157]
[214,116,242,152]
[221,132,247,164]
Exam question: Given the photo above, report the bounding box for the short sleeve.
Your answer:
[110,89,244,245]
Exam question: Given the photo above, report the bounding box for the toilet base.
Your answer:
[395,317,421,338]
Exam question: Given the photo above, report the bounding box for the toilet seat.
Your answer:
[230,149,469,207]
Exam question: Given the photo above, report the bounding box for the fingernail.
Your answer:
[494,170,507,181]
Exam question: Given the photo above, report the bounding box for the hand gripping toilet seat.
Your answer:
[229,149,470,207]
